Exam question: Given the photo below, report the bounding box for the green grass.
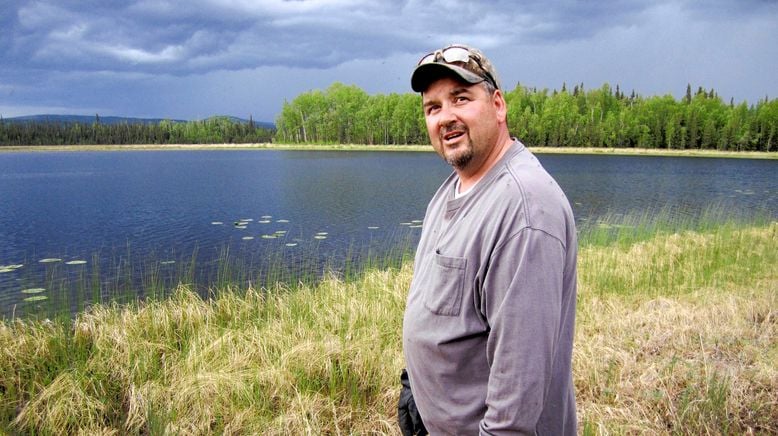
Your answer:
[5,231,418,321]
[0,220,776,434]
[578,212,776,297]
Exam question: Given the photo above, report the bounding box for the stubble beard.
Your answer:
[440,124,474,170]
[445,142,474,169]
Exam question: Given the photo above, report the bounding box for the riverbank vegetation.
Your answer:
[3,82,777,152]
[276,82,778,152]
[1,219,775,434]
[0,115,274,146]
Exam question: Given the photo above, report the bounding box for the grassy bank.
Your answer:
[2,143,776,159]
[1,222,776,434]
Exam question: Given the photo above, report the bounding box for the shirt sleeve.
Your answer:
[478,228,566,435]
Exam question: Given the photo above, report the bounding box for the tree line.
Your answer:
[276,82,778,151]
[0,116,273,146]
[3,83,776,151]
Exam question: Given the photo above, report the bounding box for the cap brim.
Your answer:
[411,63,485,92]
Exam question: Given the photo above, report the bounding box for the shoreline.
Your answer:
[1,223,776,433]
[1,143,776,159]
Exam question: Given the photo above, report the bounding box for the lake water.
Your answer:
[1,149,775,317]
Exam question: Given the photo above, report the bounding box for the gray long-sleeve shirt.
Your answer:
[402,141,577,435]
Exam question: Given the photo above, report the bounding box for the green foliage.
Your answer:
[0,116,274,146]
[276,82,778,151]
[4,82,775,150]
[275,82,426,145]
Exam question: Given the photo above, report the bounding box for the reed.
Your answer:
[5,230,419,321]
[0,221,775,434]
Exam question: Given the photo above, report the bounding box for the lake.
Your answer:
[1,149,776,318]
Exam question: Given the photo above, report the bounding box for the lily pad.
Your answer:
[261,234,277,239]
[261,215,272,219]
[0,264,23,273]
[235,226,247,230]
[24,295,48,302]
[242,236,255,240]
[285,243,298,247]
[368,226,379,230]
[314,235,327,240]
[65,260,87,265]
[316,232,328,236]
[39,258,62,263]
[211,221,224,225]
[160,260,176,265]
[258,220,271,224]
[21,288,46,294]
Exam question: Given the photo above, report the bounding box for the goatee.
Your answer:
[446,146,474,169]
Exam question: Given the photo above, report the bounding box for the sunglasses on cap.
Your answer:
[417,45,498,89]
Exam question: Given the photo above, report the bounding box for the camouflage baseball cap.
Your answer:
[411,44,501,92]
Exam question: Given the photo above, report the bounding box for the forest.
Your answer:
[276,82,778,151]
[0,116,273,146]
[2,82,777,151]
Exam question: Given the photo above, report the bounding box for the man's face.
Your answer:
[422,76,503,173]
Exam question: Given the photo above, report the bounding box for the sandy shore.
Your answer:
[1,143,775,159]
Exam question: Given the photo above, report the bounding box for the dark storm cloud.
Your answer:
[4,0,768,76]
[0,0,670,75]
[1,0,775,119]
[2,0,423,74]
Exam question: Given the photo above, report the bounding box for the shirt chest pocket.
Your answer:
[423,254,467,316]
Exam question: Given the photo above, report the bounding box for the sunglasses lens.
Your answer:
[418,53,436,65]
[417,46,472,66]
[441,47,471,63]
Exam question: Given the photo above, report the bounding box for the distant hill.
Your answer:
[2,114,275,130]
[199,115,275,130]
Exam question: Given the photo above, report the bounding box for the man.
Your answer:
[400,45,578,435]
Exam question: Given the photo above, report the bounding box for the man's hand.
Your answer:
[398,369,427,436]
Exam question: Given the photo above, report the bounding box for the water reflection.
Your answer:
[0,150,775,317]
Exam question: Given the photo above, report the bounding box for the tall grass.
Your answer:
[3,230,419,321]
[0,220,776,434]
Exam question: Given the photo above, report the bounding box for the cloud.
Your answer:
[0,0,775,120]
[0,0,667,75]
[4,0,776,76]
[492,0,778,103]
[4,0,418,74]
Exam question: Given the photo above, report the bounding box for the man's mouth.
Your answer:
[443,128,466,142]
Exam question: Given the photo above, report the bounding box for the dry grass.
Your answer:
[576,282,777,433]
[0,223,776,434]
[1,267,411,434]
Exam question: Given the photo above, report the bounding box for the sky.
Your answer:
[1,0,777,123]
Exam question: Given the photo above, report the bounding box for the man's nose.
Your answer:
[437,105,457,127]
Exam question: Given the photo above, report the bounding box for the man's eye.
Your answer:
[426,106,440,115]
[455,96,469,103]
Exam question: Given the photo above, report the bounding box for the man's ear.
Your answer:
[493,89,507,123]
